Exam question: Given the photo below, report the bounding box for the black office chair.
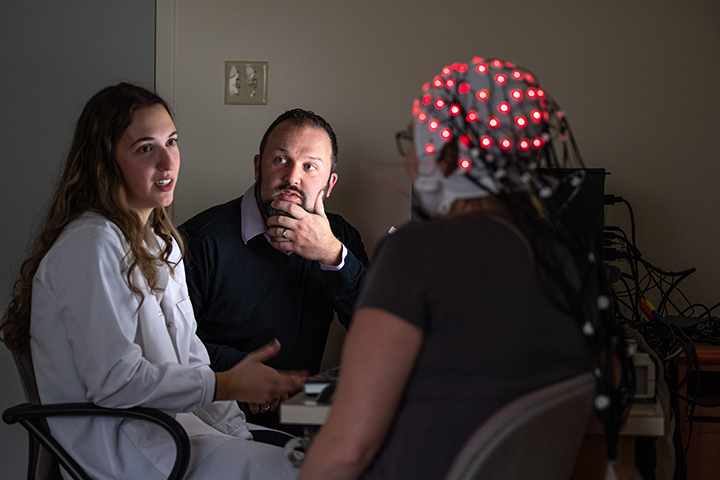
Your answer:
[444,372,596,480]
[2,347,190,480]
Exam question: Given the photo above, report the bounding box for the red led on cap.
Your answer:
[429,119,440,131]
[426,144,435,154]
[412,105,420,115]
[511,89,523,100]
[488,118,500,128]
[445,78,455,89]
[418,112,427,122]
[519,139,530,150]
[433,77,443,88]
[422,94,432,105]
[472,56,484,63]
[531,110,542,122]
[476,89,489,101]
[459,135,471,147]
[476,64,488,74]
[512,69,522,79]
[466,110,478,122]
[422,82,431,91]
[435,98,445,109]
[516,116,527,128]
[533,138,545,148]
[457,64,468,72]
[527,88,537,98]
[440,128,452,141]
[492,59,503,67]
[525,73,534,83]
[480,136,492,148]
[458,83,470,94]
[537,89,545,98]
[498,102,510,114]
[495,74,507,85]
[459,158,472,170]
[500,139,512,150]
[442,66,452,76]
[449,104,461,116]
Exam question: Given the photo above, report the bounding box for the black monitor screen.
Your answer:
[540,168,607,258]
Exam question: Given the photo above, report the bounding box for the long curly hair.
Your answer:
[1,83,184,354]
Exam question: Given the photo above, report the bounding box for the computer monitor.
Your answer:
[540,168,607,260]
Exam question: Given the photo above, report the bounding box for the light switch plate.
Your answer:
[225,61,268,105]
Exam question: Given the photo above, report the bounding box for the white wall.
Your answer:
[164,0,720,315]
[0,2,155,477]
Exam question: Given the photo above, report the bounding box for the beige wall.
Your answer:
[160,0,720,322]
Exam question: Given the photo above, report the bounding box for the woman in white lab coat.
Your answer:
[1,83,305,480]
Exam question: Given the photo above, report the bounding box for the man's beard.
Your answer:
[258,183,312,219]
[256,167,332,220]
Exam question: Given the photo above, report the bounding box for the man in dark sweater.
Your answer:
[181,109,370,434]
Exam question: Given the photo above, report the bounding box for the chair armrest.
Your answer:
[3,403,190,480]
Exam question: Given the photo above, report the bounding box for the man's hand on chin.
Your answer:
[266,191,342,265]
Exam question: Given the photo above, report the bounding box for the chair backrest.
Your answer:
[4,311,190,480]
[12,348,64,480]
[14,348,40,404]
[444,372,596,480]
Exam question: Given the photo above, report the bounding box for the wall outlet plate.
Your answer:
[225,61,268,105]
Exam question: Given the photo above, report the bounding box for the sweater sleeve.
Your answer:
[322,214,371,329]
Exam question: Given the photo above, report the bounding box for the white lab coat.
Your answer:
[30,212,295,480]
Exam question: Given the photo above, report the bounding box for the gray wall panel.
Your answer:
[0,2,155,477]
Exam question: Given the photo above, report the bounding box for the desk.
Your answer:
[280,391,665,479]
[280,392,329,426]
[678,343,720,480]
[572,401,665,480]
[281,393,665,432]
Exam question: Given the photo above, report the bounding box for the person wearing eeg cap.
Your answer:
[411,58,555,215]
[298,57,633,480]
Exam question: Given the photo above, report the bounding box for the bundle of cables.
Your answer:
[605,194,720,478]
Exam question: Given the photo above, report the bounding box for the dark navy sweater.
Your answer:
[180,195,370,375]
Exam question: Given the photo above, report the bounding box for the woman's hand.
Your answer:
[214,339,308,405]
